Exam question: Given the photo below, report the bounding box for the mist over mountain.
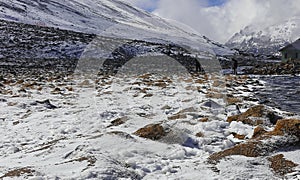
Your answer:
[226,17,300,56]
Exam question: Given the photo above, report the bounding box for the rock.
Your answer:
[107,131,134,139]
[36,99,58,109]
[161,105,172,110]
[108,117,128,127]
[13,121,20,125]
[0,98,7,102]
[202,100,223,109]
[178,107,197,113]
[134,124,167,140]
[143,93,153,98]
[196,132,204,137]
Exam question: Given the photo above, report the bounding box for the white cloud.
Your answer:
[152,0,300,43]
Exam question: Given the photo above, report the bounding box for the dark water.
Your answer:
[256,75,300,115]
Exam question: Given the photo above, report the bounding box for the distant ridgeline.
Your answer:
[0,19,96,74]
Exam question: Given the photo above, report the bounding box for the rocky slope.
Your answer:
[226,17,300,56]
[0,0,233,56]
[0,19,95,73]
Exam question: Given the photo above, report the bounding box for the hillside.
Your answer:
[0,0,233,56]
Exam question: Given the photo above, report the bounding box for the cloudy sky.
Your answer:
[127,0,300,43]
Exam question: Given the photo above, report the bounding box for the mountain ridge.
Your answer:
[0,0,234,56]
[226,17,300,56]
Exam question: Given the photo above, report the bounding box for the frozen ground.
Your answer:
[0,72,299,179]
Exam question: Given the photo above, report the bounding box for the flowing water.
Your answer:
[256,75,300,115]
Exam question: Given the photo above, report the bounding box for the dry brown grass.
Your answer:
[226,97,242,105]
[168,113,187,120]
[208,119,300,164]
[0,167,35,178]
[267,119,300,137]
[108,117,128,127]
[199,117,209,122]
[196,132,205,137]
[227,105,266,125]
[134,124,167,140]
[206,92,226,99]
[231,132,246,140]
[268,154,298,176]
[252,126,267,139]
[56,156,97,172]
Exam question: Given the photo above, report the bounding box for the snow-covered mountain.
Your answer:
[226,17,300,56]
[0,0,233,56]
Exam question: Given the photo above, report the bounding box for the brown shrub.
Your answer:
[134,124,167,140]
[199,117,209,122]
[227,105,266,125]
[226,97,242,105]
[108,117,128,127]
[196,132,205,137]
[206,92,225,99]
[268,119,300,137]
[0,167,35,178]
[252,126,267,139]
[268,154,298,176]
[208,141,264,164]
[232,132,246,140]
[209,119,300,164]
[168,113,187,120]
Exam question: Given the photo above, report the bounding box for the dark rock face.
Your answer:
[0,19,95,74]
[0,19,206,76]
[101,40,206,75]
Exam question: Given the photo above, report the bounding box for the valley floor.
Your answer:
[0,72,299,179]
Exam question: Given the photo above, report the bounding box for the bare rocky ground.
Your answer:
[0,70,299,179]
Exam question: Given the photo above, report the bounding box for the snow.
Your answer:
[0,72,298,179]
[0,0,235,56]
[0,0,299,179]
[226,16,300,55]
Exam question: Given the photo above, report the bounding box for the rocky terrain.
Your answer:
[0,19,95,73]
[0,1,299,179]
[0,70,299,179]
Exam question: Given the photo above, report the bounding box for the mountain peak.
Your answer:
[226,17,300,55]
